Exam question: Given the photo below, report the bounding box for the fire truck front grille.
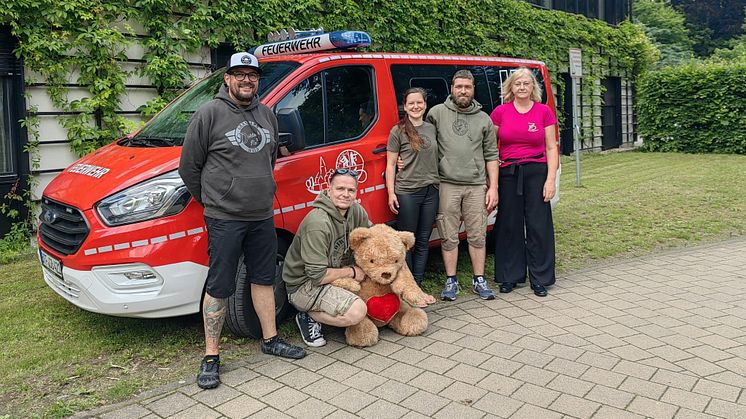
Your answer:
[39,198,90,256]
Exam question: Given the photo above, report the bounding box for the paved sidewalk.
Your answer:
[81,238,746,419]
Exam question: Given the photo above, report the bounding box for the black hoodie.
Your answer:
[179,84,279,221]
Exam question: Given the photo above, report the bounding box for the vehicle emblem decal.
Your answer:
[305,150,368,195]
[42,209,59,224]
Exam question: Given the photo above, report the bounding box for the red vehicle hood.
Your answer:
[43,141,182,210]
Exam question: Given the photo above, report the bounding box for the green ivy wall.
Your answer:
[2,0,655,157]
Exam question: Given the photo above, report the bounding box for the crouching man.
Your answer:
[282,169,370,347]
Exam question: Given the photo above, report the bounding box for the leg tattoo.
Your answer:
[203,294,227,355]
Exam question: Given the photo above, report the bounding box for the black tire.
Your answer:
[225,236,292,338]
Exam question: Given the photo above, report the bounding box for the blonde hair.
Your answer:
[501,67,542,103]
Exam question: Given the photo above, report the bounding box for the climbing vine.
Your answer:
[0,0,656,246]
[2,0,655,154]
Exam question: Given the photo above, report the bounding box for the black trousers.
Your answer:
[493,162,556,286]
[397,184,439,284]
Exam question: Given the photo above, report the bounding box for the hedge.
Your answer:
[638,62,746,154]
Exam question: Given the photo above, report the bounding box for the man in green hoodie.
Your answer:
[283,170,370,347]
[427,69,499,302]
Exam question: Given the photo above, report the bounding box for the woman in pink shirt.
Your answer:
[489,68,559,297]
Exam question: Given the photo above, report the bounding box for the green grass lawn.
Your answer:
[421,151,746,293]
[1,151,745,417]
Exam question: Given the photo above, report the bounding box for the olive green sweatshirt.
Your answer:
[282,191,370,294]
[427,95,498,185]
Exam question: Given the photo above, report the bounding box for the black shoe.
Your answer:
[499,283,514,293]
[296,312,326,347]
[261,335,307,359]
[530,283,548,297]
[197,356,220,389]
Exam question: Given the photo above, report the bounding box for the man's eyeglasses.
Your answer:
[230,72,259,82]
[333,168,359,178]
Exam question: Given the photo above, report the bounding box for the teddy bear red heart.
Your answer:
[366,292,400,323]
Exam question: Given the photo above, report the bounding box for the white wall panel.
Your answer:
[26,86,91,113]
[37,143,79,172]
[32,172,61,200]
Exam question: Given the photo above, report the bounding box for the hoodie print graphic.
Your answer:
[224,120,272,153]
[452,117,470,136]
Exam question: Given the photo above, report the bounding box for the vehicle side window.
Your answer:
[483,67,548,109]
[391,64,545,117]
[276,73,324,147]
[274,65,375,149]
[391,65,456,119]
[326,66,375,142]
[470,68,492,114]
[410,78,449,116]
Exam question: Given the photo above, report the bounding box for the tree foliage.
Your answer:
[633,0,693,67]
[670,0,746,56]
[708,12,746,63]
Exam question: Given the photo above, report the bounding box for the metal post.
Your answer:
[572,76,581,187]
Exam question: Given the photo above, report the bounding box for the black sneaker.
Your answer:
[197,356,220,389]
[296,312,327,347]
[261,335,307,359]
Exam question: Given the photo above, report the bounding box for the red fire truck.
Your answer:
[37,30,558,337]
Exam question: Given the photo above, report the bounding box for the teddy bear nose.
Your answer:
[381,272,391,279]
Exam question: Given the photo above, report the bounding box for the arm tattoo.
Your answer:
[203,296,227,342]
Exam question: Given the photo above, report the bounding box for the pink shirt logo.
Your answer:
[527,122,538,132]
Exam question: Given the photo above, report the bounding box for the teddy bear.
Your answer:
[331,223,430,347]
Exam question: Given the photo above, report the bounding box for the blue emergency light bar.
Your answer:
[250,30,372,58]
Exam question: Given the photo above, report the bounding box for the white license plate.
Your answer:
[39,248,63,278]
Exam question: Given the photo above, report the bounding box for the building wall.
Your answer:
[23,12,638,199]
[553,53,636,153]
[26,19,214,200]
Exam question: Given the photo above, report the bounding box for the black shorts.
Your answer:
[204,216,277,298]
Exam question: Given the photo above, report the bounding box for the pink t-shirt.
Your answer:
[490,102,557,167]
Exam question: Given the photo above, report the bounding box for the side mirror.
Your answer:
[276,108,305,153]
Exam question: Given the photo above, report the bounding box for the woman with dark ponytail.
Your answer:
[386,88,439,296]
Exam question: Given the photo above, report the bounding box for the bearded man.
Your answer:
[179,52,305,390]
[426,69,500,302]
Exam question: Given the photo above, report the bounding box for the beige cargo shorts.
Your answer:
[436,183,488,251]
[288,280,359,316]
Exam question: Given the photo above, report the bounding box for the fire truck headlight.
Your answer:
[96,171,191,226]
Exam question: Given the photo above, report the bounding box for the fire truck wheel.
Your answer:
[225,236,293,338]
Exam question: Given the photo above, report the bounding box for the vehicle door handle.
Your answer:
[373,146,387,154]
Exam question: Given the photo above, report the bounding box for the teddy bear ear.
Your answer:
[349,227,372,250]
[397,231,416,250]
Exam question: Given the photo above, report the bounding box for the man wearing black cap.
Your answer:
[179,51,305,390]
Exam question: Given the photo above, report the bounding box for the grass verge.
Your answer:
[1,151,744,417]
[420,151,746,293]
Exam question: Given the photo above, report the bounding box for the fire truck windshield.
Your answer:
[125,60,300,147]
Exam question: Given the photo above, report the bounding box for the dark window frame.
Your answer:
[0,26,27,185]
[528,0,630,25]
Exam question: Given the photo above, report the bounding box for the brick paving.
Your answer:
[78,238,746,418]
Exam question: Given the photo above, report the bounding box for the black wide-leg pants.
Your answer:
[493,162,556,286]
